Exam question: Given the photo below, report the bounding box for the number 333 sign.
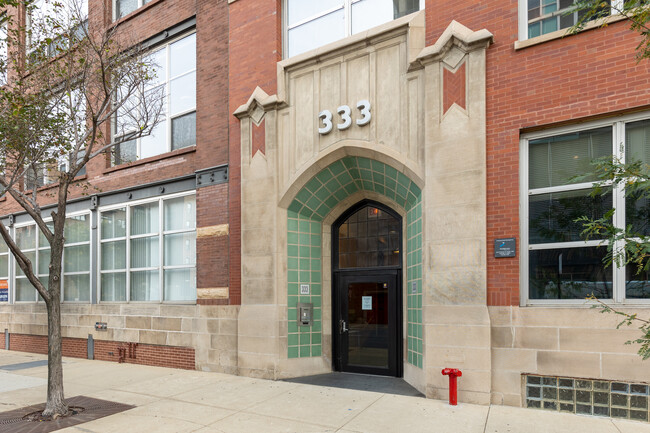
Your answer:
[318,100,371,135]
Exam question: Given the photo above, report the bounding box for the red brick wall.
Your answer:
[197,183,230,305]
[8,334,86,358]
[7,333,195,370]
[426,4,650,306]
[94,340,195,370]
[228,0,282,305]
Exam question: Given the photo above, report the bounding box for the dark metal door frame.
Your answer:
[331,200,403,377]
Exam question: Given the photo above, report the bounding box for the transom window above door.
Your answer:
[285,0,424,58]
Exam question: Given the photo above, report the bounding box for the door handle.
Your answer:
[339,319,348,333]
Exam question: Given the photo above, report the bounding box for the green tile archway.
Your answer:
[286,156,423,368]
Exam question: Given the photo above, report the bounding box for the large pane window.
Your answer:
[99,193,196,302]
[285,0,423,58]
[114,33,196,165]
[523,117,650,303]
[13,213,89,302]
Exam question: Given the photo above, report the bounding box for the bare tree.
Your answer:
[0,0,163,417]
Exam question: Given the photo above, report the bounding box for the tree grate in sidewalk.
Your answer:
[0,396,134,432]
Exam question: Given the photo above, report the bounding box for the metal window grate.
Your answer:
[525,375,649,422]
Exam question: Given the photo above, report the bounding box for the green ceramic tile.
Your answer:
[288,257,299,270]
[348,168,360,179]
[311,271,321,283]
[296,188,312,204]
[288,201,302,213]
[300,258,310,271]
[357,157,371,169]
[299,233,311,245]
[325,178,340,193]
[312,320,321,331]
[313,308,321,320]
[288,321,298,333]
[315,203,330,218]
[324,196,338,209]
[334,189,348,201]
[344,183,359,194]
[385,165,398,179]
[311,234,321,247]
[299,245,310,257]
[288,308,297,321]
[374,184,385,195]
[359,169,372,181]
[288,232,299,245]
[329,160,345,176]
[306,195,322,212]
[288,270,298,283]
[369,159,382,172]
[311,259,321,271]
[316,169,333,184]
[288,218,299,232]
[288,333,299,346]
[300,332,311,345]
[342,157,357,169]
[304,178,322,193]
[299,271,311,282]
[288,283,299,295]
[299,345,311,357]
[311,247,321,258]
[288,346,299,358]
[385,177,396,190]
[397,173,410,188]
[337,171,352,185]
[288,210,299,219]
[311,345,322,357]
[373,173,385,185]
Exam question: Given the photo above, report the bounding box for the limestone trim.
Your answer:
[413,20,493,69]
[197,287,229,299]
[276,11,425,104]
[197,224,229,238]
[277,142,425,210]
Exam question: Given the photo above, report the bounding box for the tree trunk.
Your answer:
[43,206,68,418]
[43,297,68,417]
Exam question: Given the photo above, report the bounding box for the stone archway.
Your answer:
[285,156,423,371]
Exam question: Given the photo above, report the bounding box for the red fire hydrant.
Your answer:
[441,368,462,405]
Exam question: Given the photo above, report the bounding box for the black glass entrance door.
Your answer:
[332,201,402,377]
[336,273,399,376]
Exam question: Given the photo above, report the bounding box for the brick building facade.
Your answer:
[1,0,650,421]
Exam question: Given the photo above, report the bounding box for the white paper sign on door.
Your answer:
[362,296,372,310]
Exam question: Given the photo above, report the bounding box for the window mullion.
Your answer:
[126,205,131,302]
[614,121,627,302]
[159,198,164,302]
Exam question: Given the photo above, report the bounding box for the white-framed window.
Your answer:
[13,211,91,302]
[99,192,196,303]
[24,88,87,190]
[113,32,196,165]
[520,113,650,305]
[27,0,89,58]
[284,0,424,58]
[113,0,151,21]
[518,0,617,40]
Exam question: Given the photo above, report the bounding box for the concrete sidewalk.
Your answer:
[0,351,648,433]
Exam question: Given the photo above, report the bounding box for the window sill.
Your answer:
[24,174,89,194]
[103,145,196,175]
[514,14,627,50]
[113,0,166,25]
